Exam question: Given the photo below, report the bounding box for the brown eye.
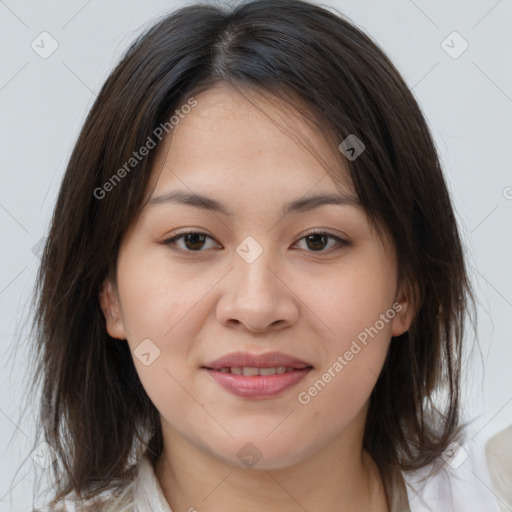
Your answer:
[181,233,207,250]
[163,232,219,252]
[294,231,351,253]
[304,233,330,251]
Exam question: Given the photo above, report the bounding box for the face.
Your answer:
[99,84,413,470]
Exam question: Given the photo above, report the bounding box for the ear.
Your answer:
[390,280,418,337]
[98,277,128,340]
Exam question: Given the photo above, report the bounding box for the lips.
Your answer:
[203,351,313,371]
[202,351,314,399]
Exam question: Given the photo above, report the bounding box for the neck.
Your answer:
[154,419,388,512]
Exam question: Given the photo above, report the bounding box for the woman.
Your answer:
[27,0,505,510]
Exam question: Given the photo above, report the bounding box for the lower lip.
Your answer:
[203,368,312,399]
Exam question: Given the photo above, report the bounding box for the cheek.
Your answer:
[295,252,395,404]
[117,246,211,340]
[301,254,397,345]
[115,251,202,398]
[116,248,240,416]
[295,299,393,444]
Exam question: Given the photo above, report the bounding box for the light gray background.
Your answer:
[1,0,511,510]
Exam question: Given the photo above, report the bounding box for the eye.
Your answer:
[162,230,351,253]
[163,231,219,252]
[293,230,351,252]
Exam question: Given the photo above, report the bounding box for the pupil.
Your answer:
[307,234,326,251]
[185,233,205,250]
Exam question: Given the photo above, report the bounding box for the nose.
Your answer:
[215,243,299,333]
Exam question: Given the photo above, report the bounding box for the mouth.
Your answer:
[203,366,311,375]
[202,351,314,399]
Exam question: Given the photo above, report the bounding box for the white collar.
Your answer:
[132,455,173,512]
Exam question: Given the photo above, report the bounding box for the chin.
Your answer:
[213,439,308,471]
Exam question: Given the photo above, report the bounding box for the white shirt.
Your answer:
[485,426,512,511]
[401,435,505,511]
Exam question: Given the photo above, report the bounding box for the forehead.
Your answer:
[147,84,354,199]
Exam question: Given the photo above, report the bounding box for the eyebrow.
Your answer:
[146,189,360,217]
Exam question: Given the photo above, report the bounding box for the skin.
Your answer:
[99,83,414,512]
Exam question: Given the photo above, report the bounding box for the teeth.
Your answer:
[217,366,300,376]
[242,367,259,376]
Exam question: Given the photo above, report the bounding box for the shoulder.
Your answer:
[485,425,512,510]
[402,434,504,512]
[485,424,512,462]
[30,483,135,512]
[131,455,173,511]
[31,456,166,512]
[30,500,113,512]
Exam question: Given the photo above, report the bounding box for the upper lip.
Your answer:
[203,351,313,370]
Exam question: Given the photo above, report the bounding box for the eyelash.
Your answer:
[162,230,351,254]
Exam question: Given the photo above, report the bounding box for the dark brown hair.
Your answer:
[24,0,476,508]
